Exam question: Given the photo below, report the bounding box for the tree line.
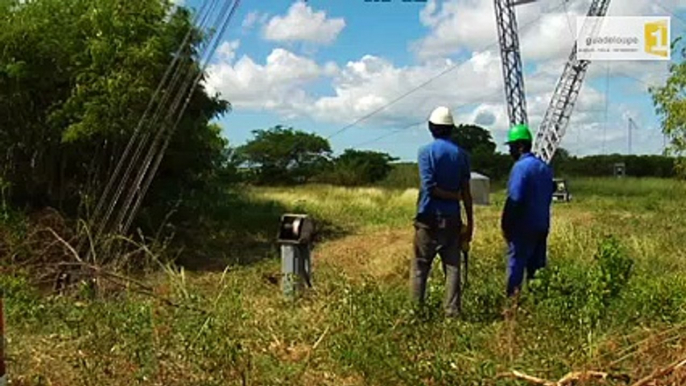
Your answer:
[0,0,234,240]
[231,124,679,186]
[230,125,398,186]
[0,0,683,249]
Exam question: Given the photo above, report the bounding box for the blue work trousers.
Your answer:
[506,232,548,297]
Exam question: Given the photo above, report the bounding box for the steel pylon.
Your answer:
[532,0,612,163]
[494,0,529,128]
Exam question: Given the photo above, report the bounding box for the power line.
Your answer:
[263,1,570,166]
[350,89,506,148]
[121,0,244,234]
[560,0,576,41]
[87,0,219,247]
[627,116,636,155]
[352,121,424,148]
[327,0,670,154]
[611,69,665,91]
[347,88,508,148]
[602,63,610,154]
[323,0,569,141]
[247,1,582,158]
[109,0,227,238]
[345,55,577,149]
[597,68,671,156]
[87,0,245,247]
[627,119,668,155]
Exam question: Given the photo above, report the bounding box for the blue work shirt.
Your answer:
[416,138,471,217]
[503,153,554,237]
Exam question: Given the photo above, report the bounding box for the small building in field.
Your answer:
[470,172,490,206]
[613,162,626,178]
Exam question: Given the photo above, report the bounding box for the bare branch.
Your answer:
[631,357,686,386]
[496,370,556,386]
[47,228,83,262]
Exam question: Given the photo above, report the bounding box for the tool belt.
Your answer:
[414,213,462,230]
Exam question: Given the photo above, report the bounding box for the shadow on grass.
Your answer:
[173,190,350,272]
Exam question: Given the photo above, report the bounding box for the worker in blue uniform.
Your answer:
[501,124,554,298]
[413,106,473,317]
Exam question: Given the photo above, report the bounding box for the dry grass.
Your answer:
[316,229,412,283]
[3,178,686,385]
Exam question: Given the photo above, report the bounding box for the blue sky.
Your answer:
[181,0,686,161]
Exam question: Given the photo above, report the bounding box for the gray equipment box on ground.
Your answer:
[470,172,490,206]
[552,178,571,202]
[613,162,626,178]
[277,214,314,298]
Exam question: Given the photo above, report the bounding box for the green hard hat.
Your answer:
[506,124,533,144]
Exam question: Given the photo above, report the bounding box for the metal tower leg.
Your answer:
[494,0,529,127]
[533,0,612,163]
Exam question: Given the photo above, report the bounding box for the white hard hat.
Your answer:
[428,106,454,125]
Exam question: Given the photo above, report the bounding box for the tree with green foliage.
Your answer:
[326,149,398,186]
[0,0,232,234]
[550,147,571,171]
[450,124,497,154]
[447,124,508,178]
[237,126,332,185]
[555,154,675,178]
[650,37,686,176]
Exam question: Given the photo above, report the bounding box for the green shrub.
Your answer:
[320,149,397,187]
[527,235,634,328]
[0,273,46,324]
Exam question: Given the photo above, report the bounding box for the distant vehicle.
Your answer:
[552,178,571,203]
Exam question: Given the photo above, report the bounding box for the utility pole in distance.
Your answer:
[628,117,639,155]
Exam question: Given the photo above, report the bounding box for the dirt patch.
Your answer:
[315,228,413,283]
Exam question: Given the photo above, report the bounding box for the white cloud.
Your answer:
[216,40,240,63]
[205,44,582,136]
[559,112,668,157]
[242,11,269,30]
[205,45,514,129]
[203,0,685,155]
[412,0,497,60]
[412,0,578,61]
[204,43,656,155]
[306,51,508,127]
[242,11,259,29]
[606,0,685,17]
[262,2,345,45]
[205,47,336,112]
[585,61,671,92]
[413,0,685,63]
[519,12,577,62]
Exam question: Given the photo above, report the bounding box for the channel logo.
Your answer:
[644,20,669,58]
[576,16,670,61]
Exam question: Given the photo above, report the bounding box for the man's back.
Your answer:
[507,153,554,235]
[417,138,470,217]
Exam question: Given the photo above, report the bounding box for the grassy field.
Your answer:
[3,177,686,385]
